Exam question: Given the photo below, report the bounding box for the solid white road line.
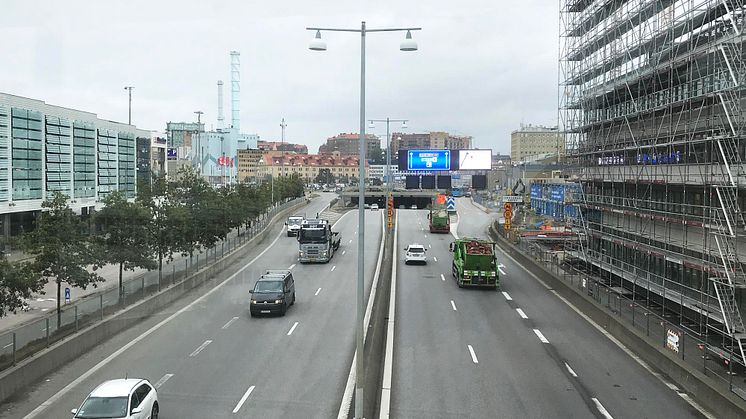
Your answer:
[331,265,336,272]
[232,385,255,413]
[288,263,296,270]
[154,374,174,389]
[379,210,398,419]
[21,219,290,419]
[564,362,578,378]
[467,345,479,364]
[451,300,458,311]
[433,257,437,262]
[440,274,446,281]
[533,329,549,344]
[315,288,322,296]
[221,317,239,330]
[516,308,528,319]
[287,321,299,336]
[502,291,513,301]
[189,340,212,357]
[592,398,614,419]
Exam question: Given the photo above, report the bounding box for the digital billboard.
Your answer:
[407,150,451,171]
[472,174,487,190]
[405,175,420,189]
[458,149,492,170]
[437,175,452,189]
[421,175,436,189]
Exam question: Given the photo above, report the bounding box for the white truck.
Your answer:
[298,218,341,263]
[285,215,304,237]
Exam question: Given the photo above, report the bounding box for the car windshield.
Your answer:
[408,247,425,253]
[254,281,283,293]
[288,218,303,226]
[76,396,128,419]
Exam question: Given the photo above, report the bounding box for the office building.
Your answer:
[390,131,474,156]
[510,124,564,162]
[318,133,381,157]
[236,148,265,183]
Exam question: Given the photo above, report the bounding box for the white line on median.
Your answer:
[288,263,296,270]
[565,362,578,377]
[592,398,613,419]
[315,288,321,296]
[233,385,255,413]
[331,265,336,272]
[533,329,549,344]
[516,308,528,319]
[221,317,239,330]
[287,322,299,336]
[502,291,512,301]
[451,300,458,311]
[154,374,174,389]
[441,274,445,281]
[189,340,212,357]
[467,345,479,364]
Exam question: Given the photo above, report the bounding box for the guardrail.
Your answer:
[0,197,304,373]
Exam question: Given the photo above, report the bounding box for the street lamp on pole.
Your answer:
[194,111,204,176]
[124,86,134,125]
[369,118,408,198]
[307,22,419,419]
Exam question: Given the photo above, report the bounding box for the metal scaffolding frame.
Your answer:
[560,0,746,364]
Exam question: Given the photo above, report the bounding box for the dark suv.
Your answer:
[249,270,295,316]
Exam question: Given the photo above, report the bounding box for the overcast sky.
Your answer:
[0,1,558,154]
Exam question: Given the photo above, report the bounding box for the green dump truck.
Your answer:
[428,206,450,233]
[450,238,499,289]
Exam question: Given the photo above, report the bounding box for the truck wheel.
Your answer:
[457,279,464,288]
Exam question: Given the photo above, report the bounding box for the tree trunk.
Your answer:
[56,280,61,329]
[158,253,163,285]
[119,262,124,299]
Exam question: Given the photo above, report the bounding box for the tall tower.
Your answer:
[217,80,225,130]
[230,51,240,131]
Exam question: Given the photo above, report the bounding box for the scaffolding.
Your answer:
[560,0,746,364]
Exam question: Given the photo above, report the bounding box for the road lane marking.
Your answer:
[189,340,212,357]
[516,308,528,319]
[331,265,336,272]
[288,263,296,270]
[233,385,255,413]
[154,374,174,389]
[349,239,353,243]
[440,274,445,281]
[502,291,512,301]
[450,300,457,311]
[498,263,506,276]
[533,329,549,344]
[342,250,346,255]
[424,234,428,238]
[315,288,322,296]
[433,257,437,262]
[564,362,578,378]
[287,321,299,336]
[428,244,431,248]
[592,398,613,419]
[20,204,308,419]
[2,343,12,349]
[221,317,239,330]
[467,345,479,364]
[664,382,679,391]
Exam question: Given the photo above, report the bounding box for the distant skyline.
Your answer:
[0,1,559,155]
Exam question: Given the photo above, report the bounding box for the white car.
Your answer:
[72,378,159,419]
[405,244,427,265]
[371,203,379,210]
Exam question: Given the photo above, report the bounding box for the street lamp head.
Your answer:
[400,30,418,51]
[309,30,327,51]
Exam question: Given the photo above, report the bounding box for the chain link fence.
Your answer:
[0,197,304,372]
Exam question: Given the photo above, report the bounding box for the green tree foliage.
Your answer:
[94,191,157,298]
[314,169,335,186]
[21,192,104,327]
[0,257,40,317]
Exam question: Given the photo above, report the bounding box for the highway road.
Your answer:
[389,197,707,419]
[0,193,383,419]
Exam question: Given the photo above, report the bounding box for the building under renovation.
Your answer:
[560,1,746,364]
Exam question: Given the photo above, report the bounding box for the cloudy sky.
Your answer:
[0,1,558,154]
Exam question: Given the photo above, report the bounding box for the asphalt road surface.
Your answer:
[1,194,383,419]
[389,197,707,419]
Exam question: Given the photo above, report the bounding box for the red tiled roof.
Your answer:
[262,153,366,167]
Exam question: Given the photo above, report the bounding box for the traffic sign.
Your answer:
[64,287,71,304]
[407,150,451,171]
[502,195,523,203]
[446,197,456,210]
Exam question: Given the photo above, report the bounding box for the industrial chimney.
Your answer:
[230,51,240,131]
[217,80,224,130]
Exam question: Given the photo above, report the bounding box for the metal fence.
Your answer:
[505,230,746,402]
[0,197,304,372]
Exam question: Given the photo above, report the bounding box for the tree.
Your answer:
[0,257,40,317]
[21,192,104,328]
[315,169,335,185]
[95,191,156,299]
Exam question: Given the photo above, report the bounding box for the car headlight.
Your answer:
[275,299,284,304]
[251,299,257,304]
[300,252,305,256]
[320,251,328,256]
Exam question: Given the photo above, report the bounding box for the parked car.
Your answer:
[404,244,428,265]
[72,378,158,419]
[250,270,296,316]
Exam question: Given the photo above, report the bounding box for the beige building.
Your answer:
[257,152,368,181]
[390,131,473,155]
[237,148,265,183]
[510,124,564,162]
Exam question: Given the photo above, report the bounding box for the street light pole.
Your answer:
[194,111,204,177]
[124,86,134,125]
[369,118,408,200]
[307,22,420,419]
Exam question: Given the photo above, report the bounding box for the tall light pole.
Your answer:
[124,86,134,125]
[194,111,204,176]
[369,118,408,199]
[280,118,287,203]
[307,22,420,419]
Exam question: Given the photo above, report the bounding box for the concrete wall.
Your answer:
[0,199,308,404]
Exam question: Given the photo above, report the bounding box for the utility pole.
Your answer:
[124,86,134,125]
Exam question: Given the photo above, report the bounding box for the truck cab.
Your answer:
[298,219,341,263]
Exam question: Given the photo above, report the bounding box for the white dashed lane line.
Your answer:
[467,345,479,364]
[154,374,174,389]
[450,300,458,311]
[592,398,614,419]
[315,288,321,296]
[288,264,296,270]
[440,274,445,281]
[221,317,239,329]
[433,257,438,262]
[331,265,336,272]
[287,322,299,336]
[516,308,528,319]
[502,291,513,301]
[342,250,346,255]
[189,340,213,357]
[564,362,578,378]
[232,386,255,414]
[533,329,549,344]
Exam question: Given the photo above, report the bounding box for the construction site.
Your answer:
[558,0,746,383]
